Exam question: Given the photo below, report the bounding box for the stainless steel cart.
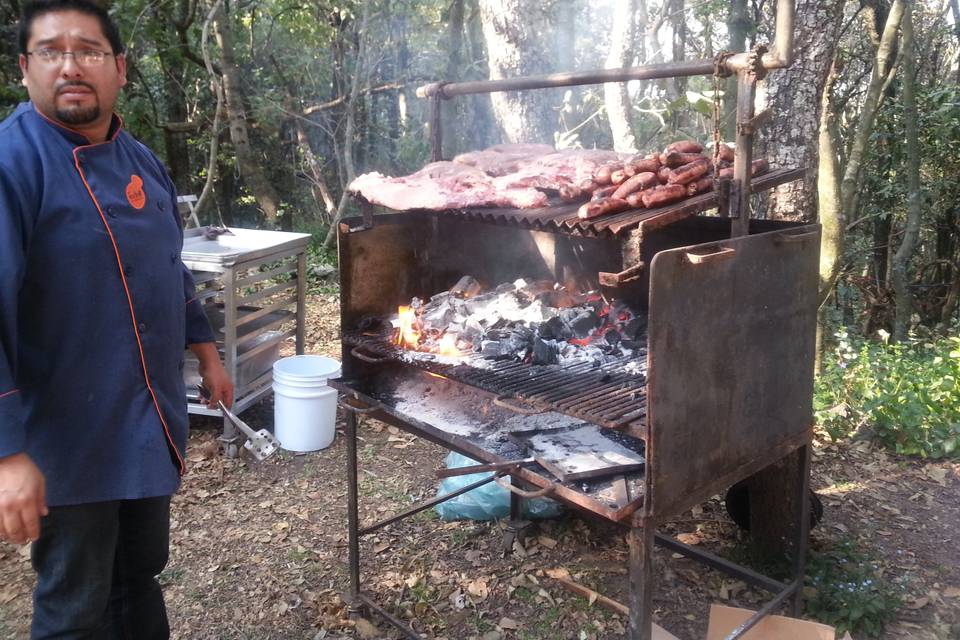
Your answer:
[181,226,311,456]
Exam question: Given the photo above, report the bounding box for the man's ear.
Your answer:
[19,54,28,86]
[116,53,127,88]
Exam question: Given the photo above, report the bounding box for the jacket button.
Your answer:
[138,322,147,333]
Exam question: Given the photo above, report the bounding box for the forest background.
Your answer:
[0,0,957,455]
[0,1,959,637]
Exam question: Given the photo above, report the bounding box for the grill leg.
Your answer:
[628,517,654,640]
[345,408,365,617]
[791,444,812,616]
[502,477,532,556]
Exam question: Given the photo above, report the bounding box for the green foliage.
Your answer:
[815,329,960,458]
[804,538,903,637]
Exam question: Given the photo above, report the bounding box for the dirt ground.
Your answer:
[1,293,958,640]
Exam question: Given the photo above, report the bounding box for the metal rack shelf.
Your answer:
[181,227,311,455]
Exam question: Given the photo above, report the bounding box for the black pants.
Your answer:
[30,496,171,640]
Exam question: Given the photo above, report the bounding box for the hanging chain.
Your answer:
[711,52,734,181]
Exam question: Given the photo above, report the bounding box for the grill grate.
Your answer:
[344,329,648,432]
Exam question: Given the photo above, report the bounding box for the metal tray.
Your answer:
[182,227,311,267]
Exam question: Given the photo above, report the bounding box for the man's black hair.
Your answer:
[18,0,124,56]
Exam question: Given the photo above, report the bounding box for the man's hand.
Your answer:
[0,453,47,545]
[189,342,234,409]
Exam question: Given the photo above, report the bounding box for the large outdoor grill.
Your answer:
[330,2,819,637]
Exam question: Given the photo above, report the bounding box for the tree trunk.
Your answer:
[818,61,843,303]
[323,0,373,249]
[815,61,842,371]
[668,0,687,132]
[153,0,192,193]
[213,1,281,221]
[756,0,845,222]
[815,0,904,309]
[604,0,638,153]
[891,0,920,342]
[723,0,750,141]
[478,0,560,144]
[465,0,497,150]
[838,0,904,230]
[443,0,467,156]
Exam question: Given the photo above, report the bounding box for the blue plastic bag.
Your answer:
[434,452,564,521]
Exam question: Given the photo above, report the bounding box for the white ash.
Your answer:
[525,425,644,470]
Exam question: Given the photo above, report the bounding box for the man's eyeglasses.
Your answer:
[26,48,115,66]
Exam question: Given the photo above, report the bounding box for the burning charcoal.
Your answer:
[562,308,602,337]
[538,316,572,341]
[623,316,648,340]
[604,329,622,347]
[494,282,516,294]
[479,340,504,358]
[532,339,559,365]
[458,324,484,344]
[422,299,455,327]
[515,279,557,301]
[449,275,484,299]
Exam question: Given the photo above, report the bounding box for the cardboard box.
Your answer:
[654,605,853,640]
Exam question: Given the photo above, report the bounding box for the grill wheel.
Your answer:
[724,480,824,531]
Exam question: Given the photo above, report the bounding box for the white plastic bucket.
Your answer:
[272,355,341,452]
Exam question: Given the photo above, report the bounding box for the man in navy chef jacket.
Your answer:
[0,1,234,637]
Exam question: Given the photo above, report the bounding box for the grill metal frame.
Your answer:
[334,204,820,639]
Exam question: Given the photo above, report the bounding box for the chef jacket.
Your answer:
[0,102,215,506]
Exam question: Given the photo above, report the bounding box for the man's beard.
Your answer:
[54,82,101,125]
[56,103,101,125]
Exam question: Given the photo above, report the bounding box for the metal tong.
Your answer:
[198,386,280,461]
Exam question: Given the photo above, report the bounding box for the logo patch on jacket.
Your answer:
[126,175,146,210]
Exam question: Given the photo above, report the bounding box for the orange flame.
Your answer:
[438,333,459,356]
[396,306,419,348]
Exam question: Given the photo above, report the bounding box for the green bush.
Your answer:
[815,330,960,458]
[804,538,904,637]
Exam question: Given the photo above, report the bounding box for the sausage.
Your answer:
[591,184,620,200]
[657,166,672,184]
[625,191,647,209]
[718,158,769,180]
[667,158,711,185]
[665,140,704,154]
[578,197,631,220]
[612,172,659,199]
[610,165,634,185]
[641,184,687,208]
[624,156,661,173]
[687,177,713,196]
[716,144,735,163]
[663,151,706,168]
[578,178,599,192]
[593,163,618,185]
